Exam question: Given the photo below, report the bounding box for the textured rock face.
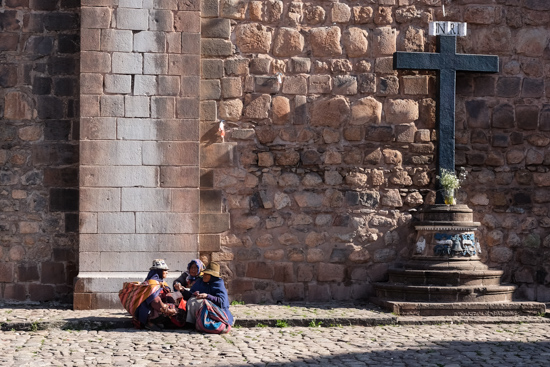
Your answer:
[2,1,550,305]
[0,1,80,303]
[198,0,550,304]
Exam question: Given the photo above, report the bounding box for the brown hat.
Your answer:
[203,262,220,277]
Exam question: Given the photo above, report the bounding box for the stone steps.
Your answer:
[370,299,546,317]
[372,204,546,316]
[374,282,516,303]
[387,268,504,286]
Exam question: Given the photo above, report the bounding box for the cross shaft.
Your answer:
[393,35,499,203]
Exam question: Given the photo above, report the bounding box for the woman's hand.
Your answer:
[194,291,208,299]
[174,282,183,291]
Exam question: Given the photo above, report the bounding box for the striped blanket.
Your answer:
[119,280,164,317]
[195,299,232,334]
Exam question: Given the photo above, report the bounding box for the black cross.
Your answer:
[394,35,499,203]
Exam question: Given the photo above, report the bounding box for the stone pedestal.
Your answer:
[372,204,546,316]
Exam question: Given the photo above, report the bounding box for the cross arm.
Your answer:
[394,52,442,71]
[452,54,499,73]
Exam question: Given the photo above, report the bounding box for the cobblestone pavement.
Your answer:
[1,323,550,366]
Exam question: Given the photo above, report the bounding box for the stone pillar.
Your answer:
[74,1,201,309]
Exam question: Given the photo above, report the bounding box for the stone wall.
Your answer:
[0,0,80,302]
[1,0,550,305]
[200,0,550,303]
[74,0,209,309]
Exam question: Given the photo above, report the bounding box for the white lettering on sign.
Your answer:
[429,21,467,37]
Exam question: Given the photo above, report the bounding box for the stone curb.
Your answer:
[2,314,549,332]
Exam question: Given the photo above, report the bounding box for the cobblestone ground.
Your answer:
[1,323,549,366]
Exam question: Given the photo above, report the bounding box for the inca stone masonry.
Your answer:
[1,0,550,308]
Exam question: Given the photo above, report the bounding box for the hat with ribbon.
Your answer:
[202,261,220,277]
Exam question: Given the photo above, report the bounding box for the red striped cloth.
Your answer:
[118,280,165,317]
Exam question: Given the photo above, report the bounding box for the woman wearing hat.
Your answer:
[121,259,178,331]
[187,261,234,333]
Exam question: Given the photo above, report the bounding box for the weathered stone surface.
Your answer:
[385,99,419,123]
[331,3,351,23]
[235,23,272,53]
[309,75,331,94]
[515,27,548,56]
[374,26,396,55]
[272,96,290,125]
[304,4,325,25]
[272,27,304,57]
[351,97,382,125]
[244,94,271,119]
[311,96,350,128]
[221,0,248,20]
[381,189,403,207]
[310,26,342,57]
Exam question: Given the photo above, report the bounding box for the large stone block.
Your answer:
[343,27,368,57]
[81,73,103,94]
[80,166,159,187]
[385,99,419,123]
[121,188,172,212]
[149,9,174,31]
[136,213,199,233]
[117,118,199,141]
[200,190,223,213]
[144,53,168,74]
[515,27,548,56]
[134,75,158,96]
[273,27,304,57]
[200,213,230,233]
[171,188,200,213]
[235,23,272,53]
[97,212,136,234]
[201,18,230,39]
[81,140,142,166]
[100,29,132,52]
[134,31,166,53]
[311,96,350,127]
[80,188,121,212]
[200,142,236,168]
[142,141,199,165]
[116,8,148,30]
[79,212,98,234]
[374,26,396,56]
[221,0,248,20]
[80,233,198,252]
[246,262,274,279]
[81,51,111,73]
[104,74,131,94]
[282,76,307,95]
[125,96,150,117]
[310,26,342,56]
[81,7,111,29]
[351,96,382,125]
[244,94,271,119]
[112,52,142,74]
[199,234,221,251]
[201,39,233,56]
[99,252,191,271]
[0,262,14,282]
[160,166,199,187]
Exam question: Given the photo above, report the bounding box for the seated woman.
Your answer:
[119,259,178,331]
[186,261,234,334]
[173,259,205,291]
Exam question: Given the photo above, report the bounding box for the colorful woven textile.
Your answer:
[119,280,163,317]
[195,299,232,334]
